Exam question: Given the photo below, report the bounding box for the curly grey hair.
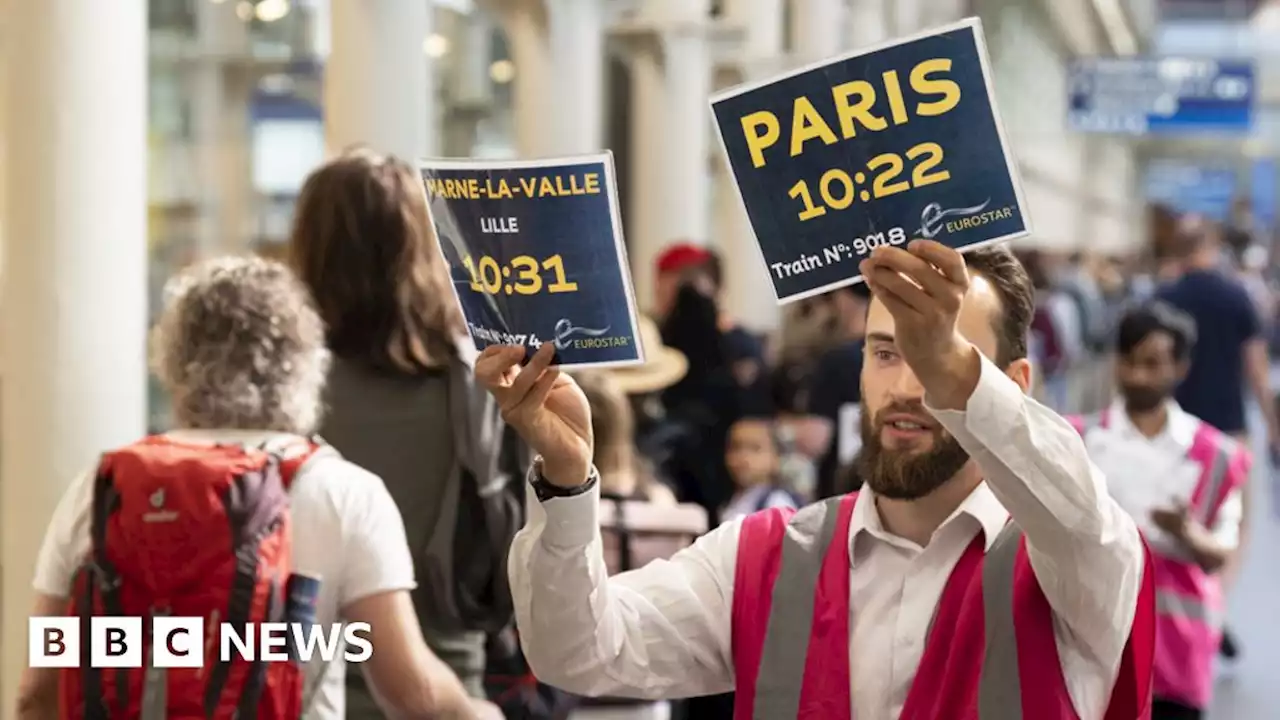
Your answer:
[150,255,330,435]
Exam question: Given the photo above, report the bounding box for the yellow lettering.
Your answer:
[832,81,885,138]
[911,58,961,117]
[493,179,514,200]
[467,178,480,198]
[881,70,910,125]
[518,178,536,197]
[555,175,569,195]
[741,111,781,168]
[538,177,556,196]
[790,97,838,158]
[584,173,600,194]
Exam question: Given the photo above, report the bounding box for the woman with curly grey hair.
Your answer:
[16,255,501,720]
[149,256,331,435]
[290,149,524,714]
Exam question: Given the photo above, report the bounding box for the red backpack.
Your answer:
[60,435,327,719]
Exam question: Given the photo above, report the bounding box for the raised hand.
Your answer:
[474,343,592,487]
[859,239,980,409]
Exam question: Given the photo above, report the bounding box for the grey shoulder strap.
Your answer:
[752,497,843,720]
[977,522,1026,719]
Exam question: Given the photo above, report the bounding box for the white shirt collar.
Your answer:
[1104,398,1199,450]
[849,481,1010,557]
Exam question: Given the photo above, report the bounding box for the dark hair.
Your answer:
[963,245,1034,367]
[289,149,464,376]
[1116,301,1196,362]
[702,248,724,291]
[833,282,872,300]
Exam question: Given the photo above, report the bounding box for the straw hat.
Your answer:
[609,315,688,396]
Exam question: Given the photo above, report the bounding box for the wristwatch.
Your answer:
[530,459,599,502]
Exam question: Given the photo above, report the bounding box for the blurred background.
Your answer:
[2,0,1279,717]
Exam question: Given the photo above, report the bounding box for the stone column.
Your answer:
[1,0,149,709]
[848,0,891,50]
[790,0,845,61]
[547,0,606,154]
[324,0,435,160]
[716,0,786,329]
[616,0,714,313]
[500,0,607,157]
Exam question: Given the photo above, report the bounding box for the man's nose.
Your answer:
[889,365,927,402]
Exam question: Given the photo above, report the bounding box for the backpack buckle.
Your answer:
[89,560,122,592]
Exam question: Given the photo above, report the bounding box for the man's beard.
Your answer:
[854,400,971,500]
[1120,385,1167,414]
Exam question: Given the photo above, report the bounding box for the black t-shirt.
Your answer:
[808,338,865,499]
[1157,270,1260,434]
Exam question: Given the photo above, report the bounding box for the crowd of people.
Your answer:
[10,147,1278,720]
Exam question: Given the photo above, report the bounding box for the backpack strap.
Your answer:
[277,437,335,488]
[204,446,296,716]
[81,463,127,719]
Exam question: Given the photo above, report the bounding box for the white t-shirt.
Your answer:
[31,429,416,720]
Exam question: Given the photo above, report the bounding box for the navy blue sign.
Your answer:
[1068,58,1254,135]
[421,154,644,367]
[711,18,1028,303]
[1142,160,1237,221]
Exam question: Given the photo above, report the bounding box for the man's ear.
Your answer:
[1174,359,1191,384]
[1005,357,1033,394]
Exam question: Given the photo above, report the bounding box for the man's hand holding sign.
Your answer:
[476,343,592,488]
[860,239,981,411]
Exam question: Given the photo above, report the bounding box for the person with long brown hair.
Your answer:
[290,149,521,715]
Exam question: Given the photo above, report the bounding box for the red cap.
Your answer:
[655,243,712,274]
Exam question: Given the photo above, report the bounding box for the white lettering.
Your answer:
[220,623,255,662]
[343,623,374,662]
[260,623,290,662]
[290,623,342,662]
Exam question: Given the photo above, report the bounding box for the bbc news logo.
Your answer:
[29,617,372,668]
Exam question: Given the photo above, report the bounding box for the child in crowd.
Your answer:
[719,416,801,522]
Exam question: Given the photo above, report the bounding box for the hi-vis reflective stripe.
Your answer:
[752,497,1028,720]
[1193,443,1232,526]
[1155,590,1224,629]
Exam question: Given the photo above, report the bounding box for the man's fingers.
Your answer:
[475,345,526,390]
[863,270,920,319]
[504,342,556,411]
[521,366,562,415]
[908,239,969,287]
[870,246,954,301]
[863,260,930,314]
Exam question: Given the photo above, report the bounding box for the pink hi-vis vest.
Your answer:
[1068,410,1250,709]
[731,493,1157,720]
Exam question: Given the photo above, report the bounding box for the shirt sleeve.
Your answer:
[335,464,417,606]
[508,468,739,699]
[32,470,95,597]
[1208,488,1244,550]
[926,355,1143,694]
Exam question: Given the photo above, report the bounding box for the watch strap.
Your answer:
[530,461,599,502]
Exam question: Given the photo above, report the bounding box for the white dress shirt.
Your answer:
[1096,399,1243,550]
[509,355,1145,720]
